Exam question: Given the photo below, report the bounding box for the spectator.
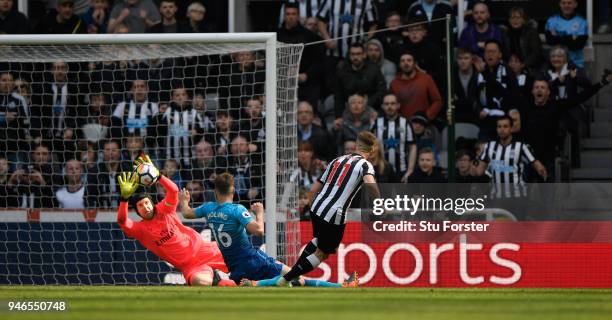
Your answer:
[508,53,533,100]
[0,154,19,207]
[13,79,32,110]
[373,93,417,182]
[277,3,325,107]
[336,94,376,154]
[148,87,204,168]
[390,51,443,120]
[0,72,30,169]
[0,0,30,34]
[191,91,214,131]
[368,139,398,183]
[453,47,479,123]
[217,135,263,205]
[127,57,180,103]
[455,149,489,183]
[332,43,386,128]
[316,0,378,59]
[11,144,61,208]
[148,0,189,33]
[410,111,441,162]
[472,116,547,185]
[374,11,405,65]
[278,0,324,26]
[205,110,235,156]
[80,92,121,148]
[297,101,333,161]
[162,158,183,189]
[56,159,86,209]
[31,61,84,163]
[36,0,87,34]
[123,134,146,163]
[185,180,208,207]
[112,79,159,139]
[304,16,318,32]
[88,60,128,102]
[502,7,542,72]
[298,186,311,220]
[458,2,504,58]
[405,0,453,48]
[545,47,590,100]
[343,139,357,154]
[402,18,443,87]
[86,140,131,208]
[520,73,612,181]
[240,97,265,151]
[545,0,588,68]
[108,0,160,34]
[291,141,325,190]
[188,139,218,190]
[81,0,110,34]
[474,40,522,140]
[407,147,446,183]
[365,39,397,88]
[218,51,265,113]
[186,2,215,33]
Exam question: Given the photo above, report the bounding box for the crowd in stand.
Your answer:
[1,0,612,216]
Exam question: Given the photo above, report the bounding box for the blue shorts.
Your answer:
[229,250,284,283]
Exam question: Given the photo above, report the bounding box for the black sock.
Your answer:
[298,238,318,261]
[283,253,320,282]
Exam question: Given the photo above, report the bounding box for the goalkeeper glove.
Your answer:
[118,172,139,202]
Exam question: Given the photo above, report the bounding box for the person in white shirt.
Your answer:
[56,159,86,209]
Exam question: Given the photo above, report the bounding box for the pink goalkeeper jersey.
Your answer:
[117,176,226,272]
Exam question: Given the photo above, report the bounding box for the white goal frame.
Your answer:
[0,33,283,259]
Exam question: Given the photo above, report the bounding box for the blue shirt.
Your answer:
[194,201,255,268]
[545,14,588,67]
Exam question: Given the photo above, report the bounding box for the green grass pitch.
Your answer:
[1,286,611,320]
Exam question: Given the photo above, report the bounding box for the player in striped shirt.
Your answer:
[265,131,381,286]
[472,115,547,187]
[373,93,417,182]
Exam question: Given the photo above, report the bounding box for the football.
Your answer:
[134,163,160,186]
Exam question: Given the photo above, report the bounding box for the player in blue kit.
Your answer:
[179,172,358,287]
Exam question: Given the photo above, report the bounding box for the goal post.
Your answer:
[0,33,302,284]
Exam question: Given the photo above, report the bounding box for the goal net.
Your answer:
[0,34,302,285]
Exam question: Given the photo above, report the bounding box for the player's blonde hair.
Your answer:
[356,131,377,154]
[214,172,234,196]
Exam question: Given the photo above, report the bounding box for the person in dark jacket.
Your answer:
[333,43,386,128]
[520,71,612,181]
[407,147,446,183]
[458,2,504,58]
[0,0,29,34]
[453,47,479,123]
[374,11,405,66]
[277,3,325,107]
[502,7,542,72]
[297,101,333,161]
[36,0,87,34]
[404,0,454,49]
[147,0,190,33]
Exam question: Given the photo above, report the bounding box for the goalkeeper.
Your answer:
[180,172,358,287]
[117,154,235,286]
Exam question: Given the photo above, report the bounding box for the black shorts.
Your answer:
[311,214,346,254]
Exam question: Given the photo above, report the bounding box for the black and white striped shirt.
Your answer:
[279,0,324,26]
[311,153,375,225]
[316,0,378,58]
[373,116,414,174]
[113,99,158,137]
[479,139,536,185]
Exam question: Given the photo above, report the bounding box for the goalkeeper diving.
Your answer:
[117,154,236,286]
[179,172,359,287]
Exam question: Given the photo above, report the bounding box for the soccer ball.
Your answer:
[134,163,160,186]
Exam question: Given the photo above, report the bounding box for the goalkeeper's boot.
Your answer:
[342,271,359,288]
[240,278,258,287]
